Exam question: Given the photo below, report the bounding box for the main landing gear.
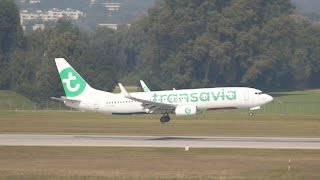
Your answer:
[160,114,171,123]
[249,111,254,117]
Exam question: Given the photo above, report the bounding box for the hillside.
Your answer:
[0,91,35,110]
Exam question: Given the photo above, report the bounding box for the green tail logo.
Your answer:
[59,67,86,97]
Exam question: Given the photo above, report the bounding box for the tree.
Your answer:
[7,49,41,98]
[35,31,87,98]
[0,0,23,53]
[0,0,24,89]
[79,27,126,92]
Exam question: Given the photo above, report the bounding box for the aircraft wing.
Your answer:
[118,83,177,112]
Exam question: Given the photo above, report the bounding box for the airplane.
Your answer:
[52,58,273,123]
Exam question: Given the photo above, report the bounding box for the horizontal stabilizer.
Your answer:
[51,97,81,103]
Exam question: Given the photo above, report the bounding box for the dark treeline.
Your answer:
[0,0,320,101]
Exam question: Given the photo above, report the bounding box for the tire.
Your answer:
[160,116,167,123]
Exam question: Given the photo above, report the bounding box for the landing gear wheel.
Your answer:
[160,116,167,123]
[160,115,171,123]
[249,112,254,117]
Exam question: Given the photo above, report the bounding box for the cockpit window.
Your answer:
[255,92,263,95]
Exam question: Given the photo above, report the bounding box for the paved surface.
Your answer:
[0,134,320,149]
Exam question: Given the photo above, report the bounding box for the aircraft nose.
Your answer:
[265,94,273,103]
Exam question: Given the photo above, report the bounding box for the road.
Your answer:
[0,134,319,149]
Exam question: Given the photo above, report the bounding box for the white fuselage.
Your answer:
[64,87,273,115]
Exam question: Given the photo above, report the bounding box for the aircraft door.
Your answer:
[244,89,249,101]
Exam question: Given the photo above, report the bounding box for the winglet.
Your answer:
[118,83,130,98]
[140,80,151,92]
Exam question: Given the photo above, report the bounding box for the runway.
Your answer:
[0,134,320,149]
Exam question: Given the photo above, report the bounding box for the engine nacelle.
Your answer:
[175,105,197,116]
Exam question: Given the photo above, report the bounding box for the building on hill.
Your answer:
[98,23,130,30]
[20,8,85,30]
[29,0,40,4]
[20,0,41,4]
[32,23,45,31]
[102,3,121,16]
[98,23,118,30]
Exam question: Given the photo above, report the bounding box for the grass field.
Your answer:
[0,111,319,137]
[0,147,319,179]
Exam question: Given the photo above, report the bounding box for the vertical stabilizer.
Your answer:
[55,58,92,98]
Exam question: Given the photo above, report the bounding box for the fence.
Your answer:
[262,102,320,114]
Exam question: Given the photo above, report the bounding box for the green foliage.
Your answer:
[0,0,24,89]
[27,21,128,99]
[79,28,121,91]
[137,0,319,90]
[0,0,23,53]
